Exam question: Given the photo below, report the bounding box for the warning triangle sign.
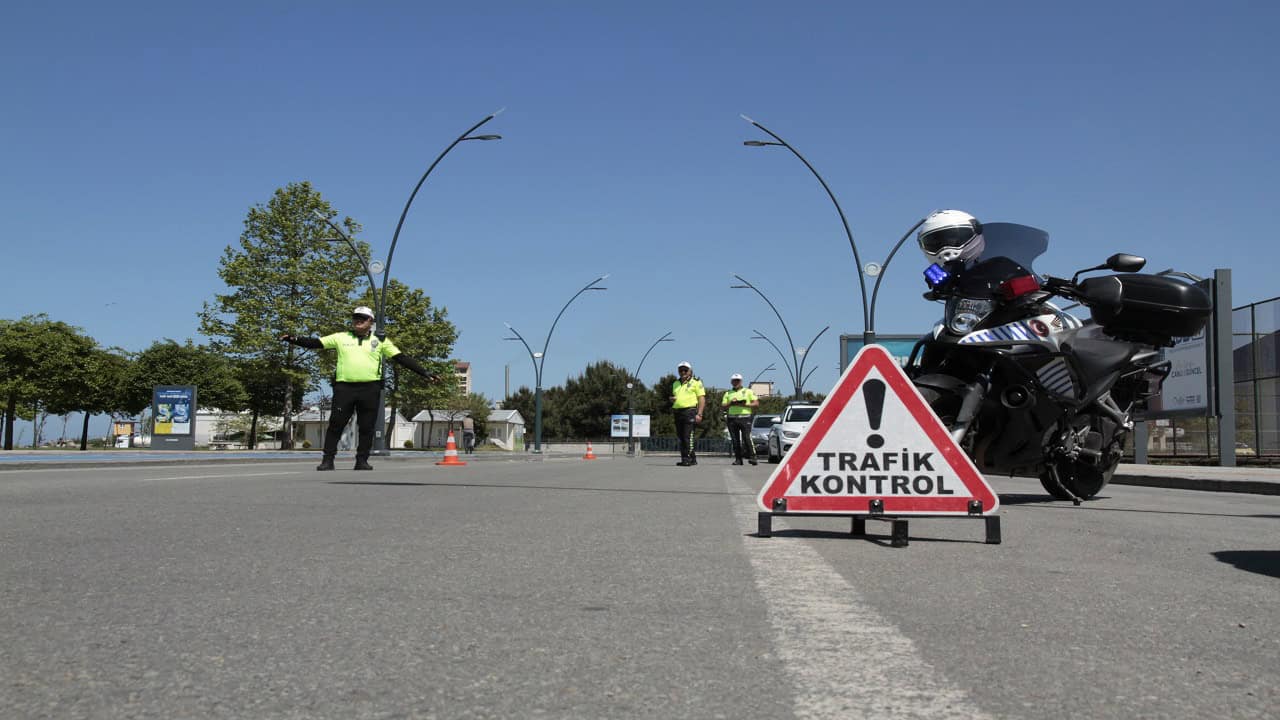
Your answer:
[757,344,998,515]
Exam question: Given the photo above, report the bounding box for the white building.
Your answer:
[293,408,416,451]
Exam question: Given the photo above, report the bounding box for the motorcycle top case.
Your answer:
[1079,273,1211,339]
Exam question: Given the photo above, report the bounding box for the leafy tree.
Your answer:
[554,361,631,439]
[646,373,680,437]
[198,181,366,448]
[0,315,97,449]
[122,341,247,422]
[462,393,493,441]
[50,347,131,451]
[234,357,304,449]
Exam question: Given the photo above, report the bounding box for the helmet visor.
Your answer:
[920,225,978,254]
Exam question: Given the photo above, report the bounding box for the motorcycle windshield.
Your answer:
[976,222,1049,276]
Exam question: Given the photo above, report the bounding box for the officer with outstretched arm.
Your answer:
[281,306,436,471]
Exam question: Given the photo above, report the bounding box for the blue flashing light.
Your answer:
[924,263,950,288]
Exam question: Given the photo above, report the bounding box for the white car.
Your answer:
[766,402,820,463]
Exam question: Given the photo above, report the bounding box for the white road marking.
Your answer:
[725,469,991,719]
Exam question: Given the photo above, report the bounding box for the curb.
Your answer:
[1110,473,1280,496]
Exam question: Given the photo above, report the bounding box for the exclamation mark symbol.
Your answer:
[864,379,886,449]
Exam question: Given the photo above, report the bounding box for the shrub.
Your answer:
[302,440,311,449]
[403,439,414,449]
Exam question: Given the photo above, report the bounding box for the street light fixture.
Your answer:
[732,274,828,399]
[626,331,674,457]
[504,274,609,453]
[751,362,776,386]
[311,109,503,455]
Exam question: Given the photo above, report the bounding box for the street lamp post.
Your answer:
[504,275,609,453]
[626,331,674,457]
[313,110,502,455]
[751,362,776,386]
[732,274,828,399]
[743,116,925,348]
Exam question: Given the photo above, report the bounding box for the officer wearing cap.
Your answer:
[670,361,705,466]
[282,306,436,471]
[721,373,759,465]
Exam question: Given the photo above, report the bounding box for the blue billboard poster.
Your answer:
[152,386,197,449]
[840,335,921,373]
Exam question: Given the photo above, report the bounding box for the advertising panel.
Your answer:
[153,387,194,436]
[611,414,651,438]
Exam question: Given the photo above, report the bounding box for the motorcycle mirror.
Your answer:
[1106,253,1146,272]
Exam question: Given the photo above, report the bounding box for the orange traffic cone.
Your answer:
[583,441,597,460]
[436,431,467,466]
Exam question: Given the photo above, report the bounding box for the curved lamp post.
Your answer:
[732,274,828,399]
[751,362,776,385]
[313,110,503,455]
[626,331,674,457]
[742,116,932,348]
[504,274,609,453]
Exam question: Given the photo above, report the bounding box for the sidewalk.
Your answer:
[1112,463,1280,495]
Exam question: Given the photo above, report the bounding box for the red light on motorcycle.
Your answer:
[1000,275,1040,300]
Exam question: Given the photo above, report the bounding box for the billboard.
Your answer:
[152,385,197,450]
[611,414,651,438]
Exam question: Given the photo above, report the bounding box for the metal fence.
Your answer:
[1143,295,1279,459]
[1231,295,1280,457]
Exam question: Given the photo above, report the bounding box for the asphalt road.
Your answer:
[2,456,1276,719]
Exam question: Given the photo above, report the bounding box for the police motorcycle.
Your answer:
[904,211,1211,503]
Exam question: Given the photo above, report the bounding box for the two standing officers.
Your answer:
[721,373,759,465]
[282,306,435,471]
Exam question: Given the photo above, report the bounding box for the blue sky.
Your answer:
[3,1,1276,440]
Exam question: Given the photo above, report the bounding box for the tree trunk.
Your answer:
[1,392,10,450]
[427,413,436,450]
[281,375,294,450]
[80,412,91,451]
[249,409,259,450]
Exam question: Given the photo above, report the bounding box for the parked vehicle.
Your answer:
[751,414,780,455]
[766,403,820,463]
[906,220,1211,502]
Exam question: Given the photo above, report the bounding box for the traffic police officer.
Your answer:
[721,373,759,465]
[282,306,435,471]
[670,361,706,466]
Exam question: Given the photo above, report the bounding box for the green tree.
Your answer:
[123,340,247,422]
[462,393,493,441]
[198,181,366,449]
[555,361,631,439]
[0,315,98,449]
[234,357,305,449]
[52,347,132,451]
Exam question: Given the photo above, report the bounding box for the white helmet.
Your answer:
[917,209,985,265]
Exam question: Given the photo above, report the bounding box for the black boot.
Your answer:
[732,459,744,465]
[353,458,374,471]
[316,457,335,471]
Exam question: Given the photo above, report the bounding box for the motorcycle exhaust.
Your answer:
[1000,385,1033,409]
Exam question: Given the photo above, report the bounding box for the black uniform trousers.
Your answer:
[324,380,382,461]
[727,415,756,461]
[675,407,698,463]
